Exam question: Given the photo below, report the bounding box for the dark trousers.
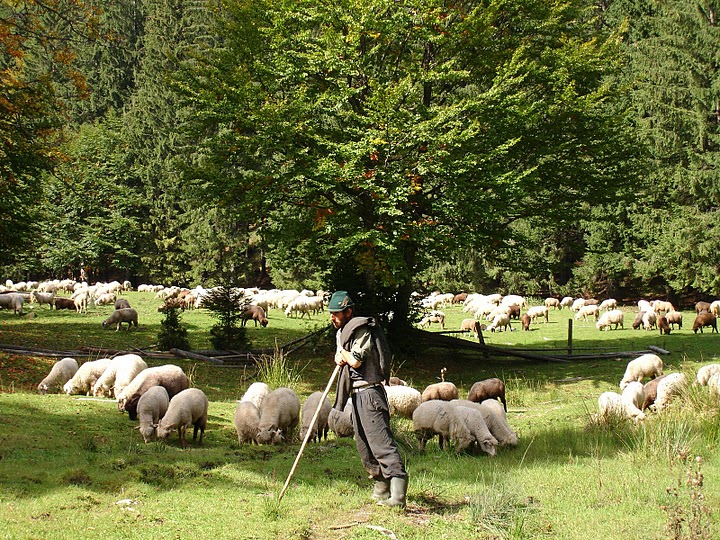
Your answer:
[351,386,407,480]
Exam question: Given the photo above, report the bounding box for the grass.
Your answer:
[1,294,720,538]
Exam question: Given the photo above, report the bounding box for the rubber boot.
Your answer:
[377,476,407,508]
[371,478,391,501]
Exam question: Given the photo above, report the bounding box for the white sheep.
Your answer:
[711,300,720,316]
[92,354,147,398]
[137,386,170,443]
[665,311,683,330]
[501,294,526,309]
[638,299,652,313]
[621,381,644,410]
[64,358,112,396]
[117,364,189,420]
[239,381,270,410]
[234,401,261,445]
[157,388,209,447]
[570,298,586,312]
[102,308,138,331]
[421,382,459,402]
[460,318,481,337]
[453,405,498,456]
[598,391,645,422]
[544,298,561,310]
[651,300,675,314]
[256,387,301,444]
[559,296,573,309]
[299,391,331,442]
[598,298,618,311]
[412,400,471,451]
[596,309,624,331]
[31,291,55,310]
[419,310,446,330]
[707,373,720,397]
[653,373,688,411]
[642,309,657,330]
[38,357,79,394]
[384,385,422,418]
[619,354,664,390]
[0,293,24,314]
[74,291,89,313]
[487,312,511,332]
[575,304,599,322]
[526,305,549,323]
[696,364,720,386]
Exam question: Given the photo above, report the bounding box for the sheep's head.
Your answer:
[38,382,48,394]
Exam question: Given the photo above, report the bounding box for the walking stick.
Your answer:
[278,363,341,503]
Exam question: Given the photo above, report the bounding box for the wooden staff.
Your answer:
[278,363,341,502]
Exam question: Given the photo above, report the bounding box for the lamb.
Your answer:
[619,354,664,390]
[136,386,169,443]
[521,313,531,331]
[467,378,507,411]
[641,375,668,410]
[658,315,671,335]
[696,364,720,386]
[575,304,599,322]
[653,373,688,411]
[621,381,645,410]
[598,391,645,422]
[102,308,138,331]
[299,391,331,442]
[234,401,261,445]
[242,305,269,327]
[384,385,422,418]
[421,382,459,402]
[31,291,55,309]
[114,298,131,310]
[92,354,148,398]
[642,309,657,330]
[598,298,618,311]
[526,305,549,323]
[487,312,511,332]
[666,311,683,330]
[596,309,624,331]
[692,312,718,333]
[328,399,354,438]
[117,364,190,420]
[545,298,560,310]
[38,357,79,394]
[156,388,209,447]
[419,310,446,330]
[63,358,112,395]
[239,381,270,410]
[256,387,301,444]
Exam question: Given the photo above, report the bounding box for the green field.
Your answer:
[1,293,719,539]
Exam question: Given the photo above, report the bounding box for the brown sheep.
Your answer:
[467,378,507,411]
[521,313,531,331]
[632,311,644,330]
[421,382,459,402]
[641,374,669,411]
[658,315,671,335]
[696,301,711,314]
[693,312,718,334]
[665,311,683,330]
[53,297,76,310]
[242,305,269,327]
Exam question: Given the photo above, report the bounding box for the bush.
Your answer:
[202,286,248,350]
[157,306,190,351]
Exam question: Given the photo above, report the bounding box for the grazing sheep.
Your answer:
[642,310,657,330]
[696,364,720,386]
[328,399,354,438]
[501,295,526,309]
[118,365,190,420]
[92,353,147,398]
[460,318,481,337]
[658,315,671,335]
[708,373,720,397]
[526,305,549,323]
[632,311,645,330]
[653,373,688,411]
[598,299,618,311]
[521,313,531,331]
[710,300,720,316]
[696,301,711,314]
[692,312,718,333]
[242,305,269,327]
[73,291,88,313]
[95,292,117,306]
[506,303,521,320]
[453,406,498,456]
[157,388,209,447]
[383,385,422,418]
[621,381,645,410]
[0,293,24,314]
[234,401,261,445]
[53,297,76,310]
[31,291,55,309]
[570,298,586,312]
[651,300,675,314]
[641,375,668,411]
[666,311,683,330]
[487,312,511,332]
[38,357,79,394]
[421,382,459,402]
[137,386,170,443]
[102,308,138,331]
[596,309,624,331]
[419,310,446,330]
[545,298,561,310]
[638,299,652,312]
[64,358,112,396]
[475,399,518,447]
[412,400,472,452]
[619,354,664,390]
[114,298,131,310]
[239,382,270,410]
[299,391,332,443]
[256,387,301,444]
[575,304,599,322]
[467,378,507,411]
[598,391,645,422]
[559,296,573,309]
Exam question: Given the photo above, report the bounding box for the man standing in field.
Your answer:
[329,290,408,508]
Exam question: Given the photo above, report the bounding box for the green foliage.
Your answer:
[255,348,304,391]
[202,286,248,350]
[157,305,191,351]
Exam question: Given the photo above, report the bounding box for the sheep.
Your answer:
[389,376,408,386]
[619,354,664,390]
[598,391,645,422]
[467,378,507,411]
[487,312,511,332]
[453,406,498,456]
[239,381,270,410]
[449,399,518,447]
[575,304,599,322]
[102,308,138,331]
[118,364,190,420]
[241,305,269,327]
[695,301,711,314]
[234,401,261,445]
[598,299,618,311]
[92,354,147,398]
[651,300,675,314]
[460,318,481,337]
[692,312,718,333]
[256,387,301,444]
[63,358,112,396]
[696,364,720,386]
[526,305,549,323]
[545,298,561,310]
[328,399,354,438]
[666,311,683,330]
[114,298,131,310]
[419,310,446,330]
[501,295,526,309]
[521,313,531,331]
[506,303,521,320]
[621,381,645,410]
[596,309,624,331]
[299,391,331,443]
[421,382,459,402]
[53,297,75,310]
[653,373,688,411]
[641,375,668,411]
[708,372,720,397]
[642,309,657,330]
[95,292,117,306]
[638,299,653,313]
[570,298,586,312]
[73,291,88,313]
[632,311,645,330]
[284,296,313,318]
[559,296,573,309]
[31,291,55,309]
[412,400,473,452]
[156,388,209,448]
[0,293,24,314]
[384,385,422,418]
[38,357,79,394]
[658,315,671,335]
[136,386,170,443]
[711,300,720,316]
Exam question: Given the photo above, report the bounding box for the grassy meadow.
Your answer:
[1,292,720,539]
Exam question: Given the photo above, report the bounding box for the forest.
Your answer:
[2,0,720,331]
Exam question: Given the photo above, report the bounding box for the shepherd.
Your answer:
[329,290,408,508]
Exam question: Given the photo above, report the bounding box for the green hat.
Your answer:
[328,291,354,312]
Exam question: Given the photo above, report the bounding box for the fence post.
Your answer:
[567,318,573,356]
